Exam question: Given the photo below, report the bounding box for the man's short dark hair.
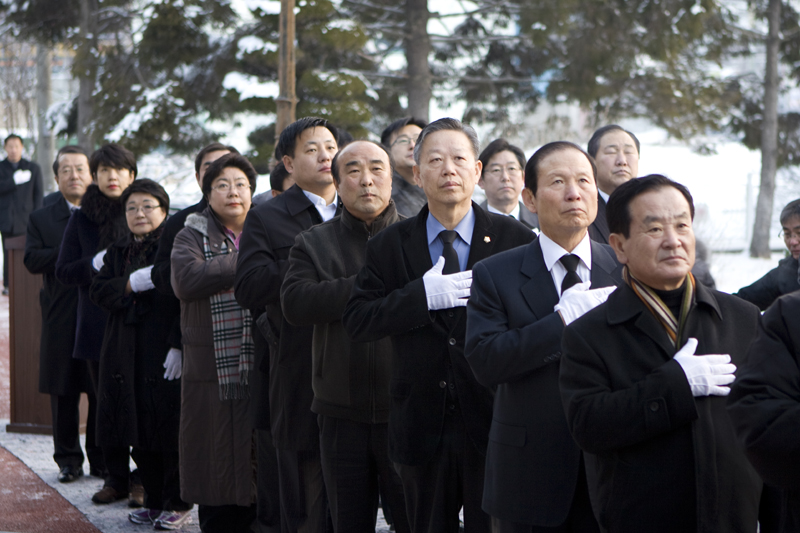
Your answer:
[89,143,138,179]
[524,141,597,196]
[337,129,354,149]
[270,162,290,192]
[479,138,525,179]
[194,142,239,174]
[202,153,258,198]
[413,118,479,165]
[4,134,22,146]
[120,178,170,215]
[275,117,338,160]
[587,125,641,159]
[380,116,428,147]
[53,145,90,175]
[330,141,393,184]
[780,199,800,226]
[607,174,695,238]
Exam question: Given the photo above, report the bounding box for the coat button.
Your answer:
[650,402,660,412]
[447,311,454,317]
[449,404,456,410]
[449,383,455,390]
[439,381,447,388]
[448,338,456,346]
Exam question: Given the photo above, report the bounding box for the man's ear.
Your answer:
[608,233,629,265]
[412,165,422,187]
[282,154,294,174]
[521,188,537,214]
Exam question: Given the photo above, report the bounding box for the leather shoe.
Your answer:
[57,466,83,483]
[89,465,107,478]
[92,485,128,504]
[128,482,145,508]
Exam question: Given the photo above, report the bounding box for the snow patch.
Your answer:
[222,72,279,100]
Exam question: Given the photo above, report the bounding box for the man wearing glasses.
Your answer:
[736,198,800,310]
[478,138,539,231]
[381,116,428,217]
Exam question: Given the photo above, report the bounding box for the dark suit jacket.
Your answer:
[560,282,762,533]
[0,158,43,235]
[23,194,91,395]
[234,184,342,449]
[588,195,609,244]
[465,238,622,525]
[479,199,539,231]
[343,203,534,466]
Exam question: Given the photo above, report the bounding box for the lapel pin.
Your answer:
[484,236,491,243]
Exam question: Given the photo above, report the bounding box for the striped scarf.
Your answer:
[203,234,254,400]
[624,267,696,347]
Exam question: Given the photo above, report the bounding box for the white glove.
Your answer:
[163,348,182,380]
[129,265,155,293]
[554,281,616,325]
[673,337,736,397]
[92,249,107,271]
[422,256,472,310]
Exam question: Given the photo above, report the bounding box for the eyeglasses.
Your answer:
[487,165,522,177]
[211,182,250,193]
[391,135,416,147]
[125,204,161,215]
[779,229,800,241]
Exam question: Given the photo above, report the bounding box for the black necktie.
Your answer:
[439,230,460,275]
[560,254,582,294]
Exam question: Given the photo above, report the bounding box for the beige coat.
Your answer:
[171,208,254,507]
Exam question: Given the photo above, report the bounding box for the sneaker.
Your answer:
[92,485,128,504]
[128,508,160,525]
[154,510,192,530]
[128,482,145,508]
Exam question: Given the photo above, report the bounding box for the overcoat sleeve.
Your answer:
[465,261,565,388]
[23,212,56,274]
[234,208,285,311]
[735,269,782,311]
[152,215,182,295]
[728,297,800,489]
[89,247,132,313]
[171,227,237,302]
[281,231,356,326]
[55,212,94,287]
[31,163,43,211]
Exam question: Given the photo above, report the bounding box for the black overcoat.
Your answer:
[734,256,800,311]
[89,228,181,451]
[560,282,762,533]
[23,194,91,395]
[0,157,43,235]
[588,194,609,244]
[342,204,534,466]
[465,238,622,526]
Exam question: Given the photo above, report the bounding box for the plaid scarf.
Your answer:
[203,234,254,400]
[623,267,696,347]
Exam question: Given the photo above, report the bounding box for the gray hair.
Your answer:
[413,118,480,165]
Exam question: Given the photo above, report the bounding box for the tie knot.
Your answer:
[439,230,457,245]
[560,254,580,272]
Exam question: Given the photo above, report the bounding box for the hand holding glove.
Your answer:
[673,337,736,397]
[92,249,107,271]
[129,265,155,293]
[163,348,182,380]
[422,256,472,310]
[554,281,616,325]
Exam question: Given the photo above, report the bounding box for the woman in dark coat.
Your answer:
[55,143,140,505]
[91,179,191,529]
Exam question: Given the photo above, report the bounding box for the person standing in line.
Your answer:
[381,117,428,217]
[343,118,534,533]
[466,141,620,533]
[24,145,102,483]
[0,133,43,294]
[55,143,143,506]
[477,138,539,231]
[281,140,410,533]
[171,153,259,532]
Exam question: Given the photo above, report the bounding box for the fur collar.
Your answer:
[80,184,123,226]
[184,212,208,237]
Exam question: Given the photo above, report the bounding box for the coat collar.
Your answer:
[282,183,342,218]
[519,238,560,319]
[54,194,72,221]
[340,200,400,236]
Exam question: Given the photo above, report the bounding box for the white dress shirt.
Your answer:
[538,232,592,296]
[302,190,338,222]
[486,202,521,221]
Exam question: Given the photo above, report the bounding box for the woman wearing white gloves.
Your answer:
[90,178,192,530]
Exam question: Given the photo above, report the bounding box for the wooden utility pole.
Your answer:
[36,46,55,190]
[275,0,297,145]
[77,0,98,149]
[405,0,431,122]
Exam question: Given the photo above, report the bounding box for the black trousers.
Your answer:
[393,408,490,533]
[131,448,191,512]
[256,429,282,532]
[199,503,257,533]
[491,456,599,533]
[1,232,15,288]
[50,392,103,471]
[318,415,410,533]
[276,446,330,533]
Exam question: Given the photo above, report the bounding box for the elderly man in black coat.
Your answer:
[343,118,534,533]
[465,142,622,533]
[24,145,100,483]
[560,175,762,533]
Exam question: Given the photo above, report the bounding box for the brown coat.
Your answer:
[171,208,254,507]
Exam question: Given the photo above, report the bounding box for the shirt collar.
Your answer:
[598,189,610,204]
[486,202,520,220]
[539,231,592,272]
[66,199,80,211]
[302,189,337,208]
[426,206,475,246]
